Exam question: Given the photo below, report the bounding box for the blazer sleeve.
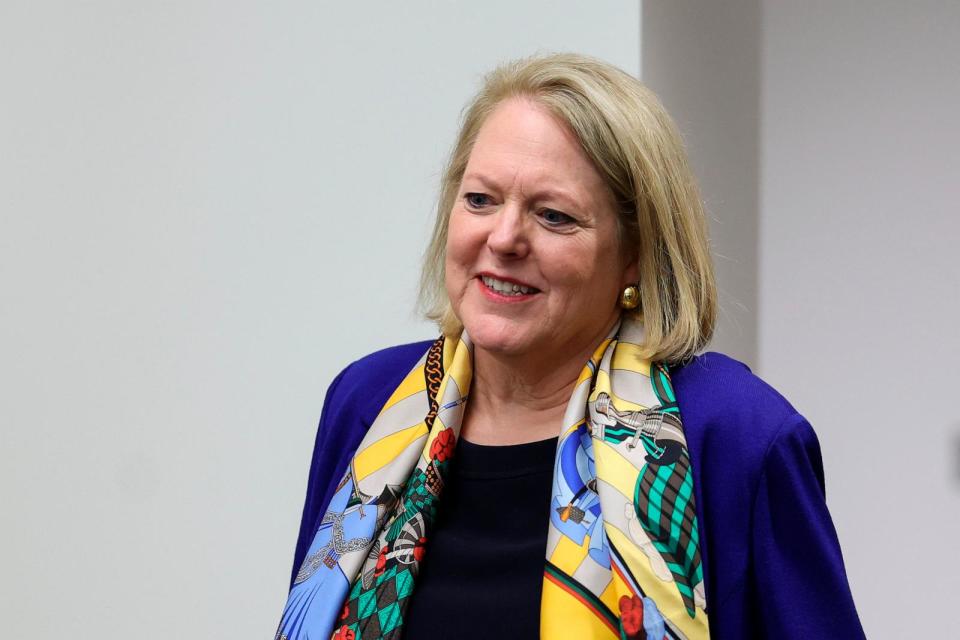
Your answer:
[751,413,866,638]
[288,363,354,588]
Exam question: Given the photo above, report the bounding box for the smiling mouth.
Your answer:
[479,275,540,297]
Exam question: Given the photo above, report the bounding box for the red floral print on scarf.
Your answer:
[332,625,355,640]
[429,428,456,462]
[373,545,388,577]
[619,594,647,639]
[413,536,428,563]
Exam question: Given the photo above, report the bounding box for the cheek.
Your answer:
[549,242,621,302]
[444,214,463,262]
[543,238,605,287]
[444,214,473,289]
[445,211,482,268]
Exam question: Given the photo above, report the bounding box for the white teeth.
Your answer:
[481,275,535,296]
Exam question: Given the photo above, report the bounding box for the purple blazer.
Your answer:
[287,340,865,638]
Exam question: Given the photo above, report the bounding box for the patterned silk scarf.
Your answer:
[277,317,709,639]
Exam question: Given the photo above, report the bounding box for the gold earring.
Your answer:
[620,285,640,310]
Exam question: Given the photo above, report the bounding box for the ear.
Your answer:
[621,252,640,286]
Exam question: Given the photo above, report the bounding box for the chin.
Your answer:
[463,319,534,357]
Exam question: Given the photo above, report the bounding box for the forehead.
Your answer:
[465,98,609,204]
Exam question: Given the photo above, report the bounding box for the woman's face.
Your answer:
[445,97,637,362]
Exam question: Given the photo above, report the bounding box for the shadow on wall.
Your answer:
[955,426,960,487]
[641,0,761,368]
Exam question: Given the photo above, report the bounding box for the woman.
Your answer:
[276,53,865,639]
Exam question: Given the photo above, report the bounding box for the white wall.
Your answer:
[0,2,639,637]
[760,2,960,636]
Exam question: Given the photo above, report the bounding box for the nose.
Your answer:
[485,200,529,258]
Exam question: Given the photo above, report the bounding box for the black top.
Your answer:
[402,435,559,639]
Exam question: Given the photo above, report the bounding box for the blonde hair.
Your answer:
[417,52,716,363]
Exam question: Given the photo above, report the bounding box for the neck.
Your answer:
[461,314,620,445]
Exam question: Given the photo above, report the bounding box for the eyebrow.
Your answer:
[462,172,587,211]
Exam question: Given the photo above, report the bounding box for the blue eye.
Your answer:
[542,209,574,226]
[464,193,491,209]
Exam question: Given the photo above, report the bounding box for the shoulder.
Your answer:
[324,339,435,424]
[672,352,798,424]
[670,351,813,473]
[336,339,435,392]
[674,356,861,634]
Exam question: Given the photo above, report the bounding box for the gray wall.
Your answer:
[7,1,955,636]
[642,0,761,367]
[759,2,960,636]
[641,0,760,364]
[645,1,960,636]
[0,2,639,637]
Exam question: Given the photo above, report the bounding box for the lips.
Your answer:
[477,272,541,297]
